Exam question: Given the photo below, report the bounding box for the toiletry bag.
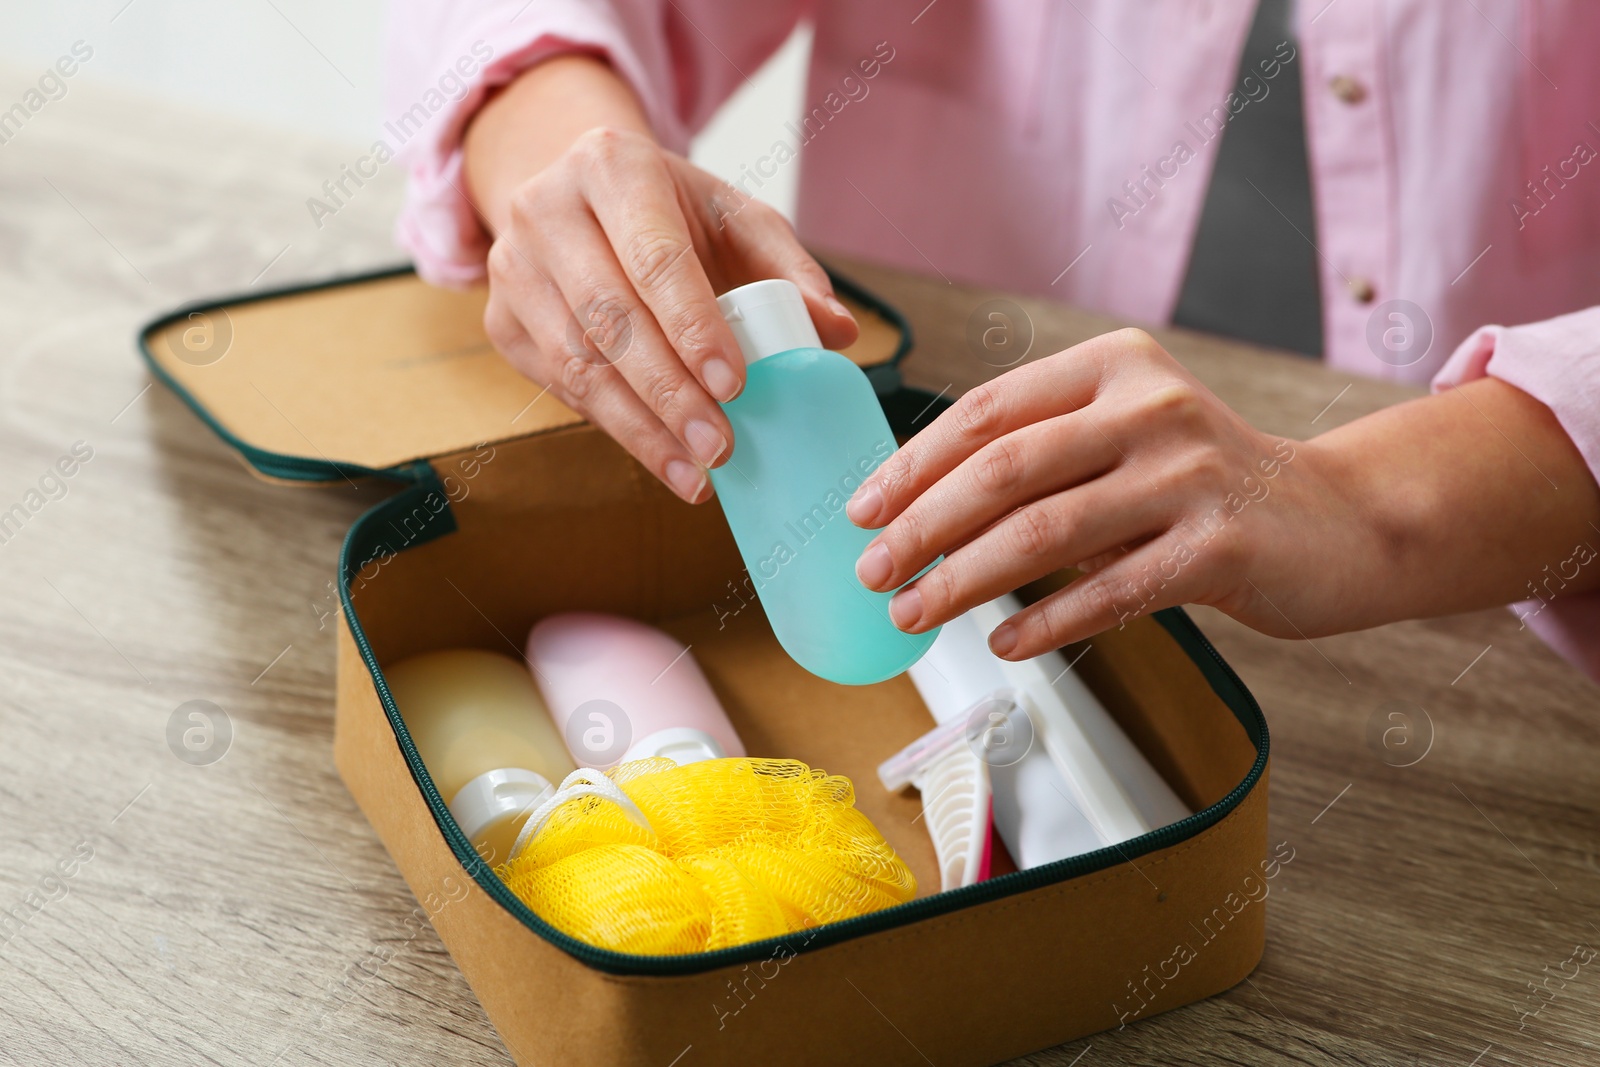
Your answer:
[139,265,1270,1067]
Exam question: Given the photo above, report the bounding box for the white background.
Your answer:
[0,0,810,219]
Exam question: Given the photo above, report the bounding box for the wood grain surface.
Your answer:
[3,77,1597,1067]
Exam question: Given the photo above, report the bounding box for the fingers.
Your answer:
[854,412,1122,593]
[984,531,1214,659]
[877,470,1173,636]
[485,128,878,507]
[482,249,713,504]
[529,205,735,473]
[580,139,751,404]
[846,353,1106,531]
[719,194,859,351]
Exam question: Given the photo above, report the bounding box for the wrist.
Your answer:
[1291,431,1434,632]
[463,53,654,234]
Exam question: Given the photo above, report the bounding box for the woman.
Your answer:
[385,1,1600,679]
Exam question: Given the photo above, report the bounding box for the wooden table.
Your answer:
[4,84,1597,1067]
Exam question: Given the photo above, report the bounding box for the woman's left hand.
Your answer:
[846,328,1361,660]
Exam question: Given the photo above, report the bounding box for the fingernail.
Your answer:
[665,459,705,501]
[855,542,893,589]
[988,623,1017,658]
[702,358,741,402]
[889,587,923,630]
[684,420,727,466]
[847,481,884,526]
[824,293,854,322]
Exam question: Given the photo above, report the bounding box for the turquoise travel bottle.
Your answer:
[708,279,938,685]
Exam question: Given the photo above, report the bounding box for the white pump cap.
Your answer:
[621,726,727,766]
[447,767,555,866]
[716,279,823,366]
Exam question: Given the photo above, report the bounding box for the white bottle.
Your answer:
[905,595,1190,868]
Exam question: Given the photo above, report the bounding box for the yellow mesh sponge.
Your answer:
[496,758,916,954]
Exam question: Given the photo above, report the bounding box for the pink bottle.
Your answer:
[526,613,745,768]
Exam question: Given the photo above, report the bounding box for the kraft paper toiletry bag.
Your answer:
[140,266,1270,1067]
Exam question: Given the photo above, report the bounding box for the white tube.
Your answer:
[908,609,1101,867]
[906,594,1189,864]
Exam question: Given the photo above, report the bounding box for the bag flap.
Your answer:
[138,264,911,483]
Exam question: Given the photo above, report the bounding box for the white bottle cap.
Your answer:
[716,279,823,366]
[622,726,726,766]
[447,767,555,866]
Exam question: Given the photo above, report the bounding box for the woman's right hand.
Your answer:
[466,60,857,503]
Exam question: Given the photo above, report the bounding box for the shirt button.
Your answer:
[1348,276,1376,303]
[1329,74,1367,104]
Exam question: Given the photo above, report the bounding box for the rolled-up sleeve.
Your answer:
[1432,306,1600,683]
[383,0,805,286]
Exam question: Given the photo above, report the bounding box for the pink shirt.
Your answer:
[384,0,1600,681]
[1434,308,1600,683]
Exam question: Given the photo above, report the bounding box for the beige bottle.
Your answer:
[383,648,575,866]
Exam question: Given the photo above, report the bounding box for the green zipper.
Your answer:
[135,264,423,484]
